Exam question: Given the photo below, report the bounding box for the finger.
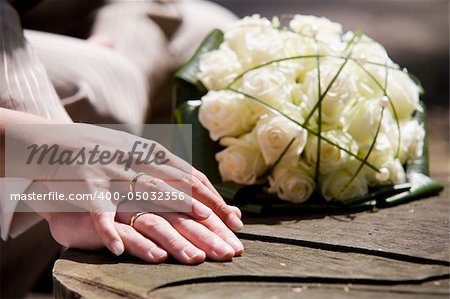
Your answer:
[90,211,124,256]
[161,213,235,261]
[192,169,243,231]
[115,222,167,263]
[230,206,242,219]
[130,144,242,228]
[131,213,206,264]
[133,144,226,212]
[192,168,222,198]
[133,174,212,219]
[198,212,244,256]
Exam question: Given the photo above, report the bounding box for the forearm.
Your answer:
[0,108,59,177]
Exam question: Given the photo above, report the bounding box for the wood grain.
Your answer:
[54,236,450,298]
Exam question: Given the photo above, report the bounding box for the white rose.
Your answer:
[345,33,394,66]
[241,66,294,109]
[383,158,406,185]
[278,31,340,83]
[359,133,407,186]
[400,120,425,163]
[198,90,256,141]
[224,15,284,68]
[320,160,368,201]
[302,61,357,126]
[289,15,342,46]
[384,119,425,164]
[364,152,406,186]
[304,130,358,174]
[346,97,397,145]
[346,99,383,144]
[216,133,267,184]
[198,45,242,90]
[255,114,307,165]
[367,68,420,120]
[268,159,315,203]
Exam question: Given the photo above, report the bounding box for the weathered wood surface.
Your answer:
[241,192,450,263]
[54,108,449,298]
[54,232,450,298]
[151,280,450,299]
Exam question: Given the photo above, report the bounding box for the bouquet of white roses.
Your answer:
[175,14,443,209]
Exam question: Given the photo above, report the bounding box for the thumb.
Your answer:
[90,210,124,256]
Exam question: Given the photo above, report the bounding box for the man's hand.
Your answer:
[40,210,244,264]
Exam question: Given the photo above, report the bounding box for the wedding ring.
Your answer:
[130,211,151,228]
[129,172,147,194]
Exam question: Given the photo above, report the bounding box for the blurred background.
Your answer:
[211,0,449,108]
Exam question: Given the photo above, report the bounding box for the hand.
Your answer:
[40,210,244,264]
[115,211,244,264]
[11,122,242,256]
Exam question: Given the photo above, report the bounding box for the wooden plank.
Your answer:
[150,280,450,299]
[54,238,449,299]
[241,192,450,263]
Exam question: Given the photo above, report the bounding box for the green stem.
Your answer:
[343,30,363,53]
[274,137,296,167]
[314,52,322,184]
[260,137,296,177]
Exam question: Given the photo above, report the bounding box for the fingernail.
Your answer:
[194,203,212,219]
[211,238,234,258]
[225,237,244,255]
[110,240,124,256]
[150,248,167,260]
[183,247,205,263]
[227,213,244,231]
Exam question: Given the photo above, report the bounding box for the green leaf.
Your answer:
[175,29,224,92]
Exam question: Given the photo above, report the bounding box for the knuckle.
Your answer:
[207,221,230,236]
[140,214,164,231]
[181,174,194,185]
[201,234,218,246]
[133,238,149,251]
[166,236,187,252]
[173,214,191,227]
[191,177,203,191]
[211,200,230,216]
[142,176,164,189]
[119,224,135,235]
[196,172,208,184]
